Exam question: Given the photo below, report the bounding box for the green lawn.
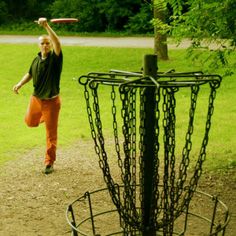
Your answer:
[0,43,235,171]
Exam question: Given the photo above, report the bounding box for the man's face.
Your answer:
[38,36,52,56]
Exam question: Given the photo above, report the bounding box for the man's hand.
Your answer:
[13,83,22,94]
[37,18,48,28]
[13,73,32,94]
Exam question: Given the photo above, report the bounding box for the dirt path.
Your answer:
[0,141,105,236]
[0,140,235,236]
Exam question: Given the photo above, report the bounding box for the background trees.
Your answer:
[49,0,153,33]
[0,0,8,23]
[169,0,236,73]
[171,0,236,46]
[0,0,234,45]
[0,0,234,70]
[49,0,104,32]
[2,0,51,21]
[0,0,152,33]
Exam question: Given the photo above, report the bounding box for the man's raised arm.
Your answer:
[38,17,61,56]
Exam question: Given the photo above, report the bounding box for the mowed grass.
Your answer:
[0,42,235,171]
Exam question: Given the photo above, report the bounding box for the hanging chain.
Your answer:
[120,86,140,231]
[162,87,177,235]
[139,87,145,225]
[80,73,221,235]
[84,82,140,229]
[180,82,218,211]
[152,87,161,228]
[175,85,200,215]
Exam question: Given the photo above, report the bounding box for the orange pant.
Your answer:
[25,95,61,166]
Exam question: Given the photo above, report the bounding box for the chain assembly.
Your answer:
[78,69,222,235]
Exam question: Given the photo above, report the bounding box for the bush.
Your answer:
[125,3,153,34]
[0,0,8,24]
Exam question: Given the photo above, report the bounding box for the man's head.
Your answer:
[38,35,52,57]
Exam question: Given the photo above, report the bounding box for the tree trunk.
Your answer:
[153,3,169,60]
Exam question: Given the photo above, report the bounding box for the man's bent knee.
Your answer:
[25,118,39,127]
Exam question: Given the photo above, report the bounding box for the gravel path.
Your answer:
[0,140,235,236]
[0,35,193,48]
[0,141,104,236]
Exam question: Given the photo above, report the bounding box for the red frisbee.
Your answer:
[50,18,79,23]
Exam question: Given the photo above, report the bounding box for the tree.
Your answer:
[0,0,8,24]
[170,0,236,73]
[49,0,105,32]
[172,0,236,45]
[49,0,144,32]
[152,0,184,60]
[2,0,52,20]
[153,0,169,60]
[124,2,153,34]
[97,0,141,31]
[152,0,235,73]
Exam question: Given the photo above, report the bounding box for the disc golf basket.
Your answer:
[66,55,230,235]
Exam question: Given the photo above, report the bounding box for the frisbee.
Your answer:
[50,18,79,23]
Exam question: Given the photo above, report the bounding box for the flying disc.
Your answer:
[50,18,79,23]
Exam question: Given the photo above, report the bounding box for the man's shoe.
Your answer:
[44,165,54,174]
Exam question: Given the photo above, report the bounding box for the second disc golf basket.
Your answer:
[66,55,230,235]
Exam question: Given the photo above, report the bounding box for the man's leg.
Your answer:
[42,96,61,167]
[25,96,42,127]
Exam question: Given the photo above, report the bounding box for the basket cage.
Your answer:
[66,55,230,236]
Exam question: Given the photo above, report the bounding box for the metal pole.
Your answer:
[141,54,158,235]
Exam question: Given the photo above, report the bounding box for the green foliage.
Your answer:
[168,0,236,74]
[0,0,153,34]
[1,20,41,32]
[3,0,51,19]
[1,0,235,45]
[153,0,185,27]
[0,0,8,24]
[171,0,236,43]
[152,0,186,37]
[125,3,153,33]
[153,0,167,11]
[97,0,141,31]
[185,47,236,76]
[170,0,183,15]
[49,0,105,32]
[50,0,146,32]
[151,17,171,35]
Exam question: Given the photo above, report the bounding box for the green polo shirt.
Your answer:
[29,50,63,99]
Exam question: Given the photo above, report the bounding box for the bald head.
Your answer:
[38,35,51,44]
[38,35,52,58]
[38,35,51,43]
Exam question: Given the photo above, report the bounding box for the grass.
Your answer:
[0,42,235,171]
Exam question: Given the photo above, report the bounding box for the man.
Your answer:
[13,18,63,174]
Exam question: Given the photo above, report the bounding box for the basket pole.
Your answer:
[141,54,158,235]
